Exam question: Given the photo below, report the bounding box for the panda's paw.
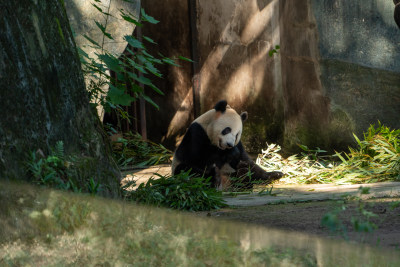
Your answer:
[262,171,284,181]
[246,162,284,182]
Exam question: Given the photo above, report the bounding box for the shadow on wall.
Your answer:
[165,0,348,153]
[180,0,285,152]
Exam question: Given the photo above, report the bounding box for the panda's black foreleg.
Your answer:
[230,142,284,188]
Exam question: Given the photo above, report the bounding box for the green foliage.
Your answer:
[321,187,378,238]
[268,45,280,57]
[78,5,192,119]
[226,166,255,192]
[251,248,317,266]
[257,185,276,196]
[26,141,69,190]
[112,132,172,168]
[258,123,400,184]
[124,171,226,211]
[298,144,328,162]
[321,205,347,237]
[26,141,103,195]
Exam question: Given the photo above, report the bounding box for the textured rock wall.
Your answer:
[0,1,120,195]
[65,0,140,60]
[311,0,400,139]
[141,0,194,148]
[195,0,400,152]
[141,0,400,153]
[196,0,283,152]
[278,0,354,151]
[65,0,140,120]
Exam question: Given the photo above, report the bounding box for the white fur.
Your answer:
[194,106,244,150]
[171,104,247,181]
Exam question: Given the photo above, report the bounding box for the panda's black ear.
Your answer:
[214,100,228,113]
[240,112,248,122]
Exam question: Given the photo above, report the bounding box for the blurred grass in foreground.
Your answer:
[1,181,399,266]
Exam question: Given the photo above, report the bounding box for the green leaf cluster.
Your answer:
[112,132,172,168]
[125,171,227,211]
[321,187,378,239]
[26,141,103,195]
[331,122,400,183]
[258,123,400,184]
[268,45,280,57]
[78,5,193,118]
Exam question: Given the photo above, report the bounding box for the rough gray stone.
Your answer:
[0,1,120,196]
[65,0,140,60]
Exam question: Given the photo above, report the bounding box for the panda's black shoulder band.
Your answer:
[214,100,227,112]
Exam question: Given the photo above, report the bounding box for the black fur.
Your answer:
[214,100,228,113]
[173,122,249,186]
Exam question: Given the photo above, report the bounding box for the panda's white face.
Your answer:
[210,109,245,150]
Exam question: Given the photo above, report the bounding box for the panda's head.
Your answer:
[195,100,248,150]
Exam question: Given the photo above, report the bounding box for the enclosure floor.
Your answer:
[121,165,400,206]
[224,182,400,206]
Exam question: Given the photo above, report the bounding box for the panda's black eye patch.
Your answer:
[221,127,231,135]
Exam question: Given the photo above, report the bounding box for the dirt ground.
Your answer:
[125,167,400,249]
[198,198,400,249]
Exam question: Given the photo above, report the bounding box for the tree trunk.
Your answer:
[0,1,121,196]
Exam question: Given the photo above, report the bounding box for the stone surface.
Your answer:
[65,0,140,60]
[225,181,400,207]
[122,166,400,207]
[0,1,120,196]
[141,0,194,148]
[311,0,400,72]
[65,0,140,120]
[121,164,171,189]
[196,0,283,152]
[142,0,400,154]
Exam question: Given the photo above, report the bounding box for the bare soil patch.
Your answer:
[199,198,400,249]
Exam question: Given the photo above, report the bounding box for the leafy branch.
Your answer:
[78,3,192,117]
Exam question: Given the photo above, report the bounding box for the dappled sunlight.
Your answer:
[223,43,269,105]
[199,0,279,109]
[368,35,396,68]
[225,181,400,206]
[163,89,193,145]
[199,41,231,107]
[240,0,275,45]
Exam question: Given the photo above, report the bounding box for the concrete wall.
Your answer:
[141,0,194,148]
[196,0,284,152]
[143,0,400,153]
[311,0,400,144]
[194,0,400,152]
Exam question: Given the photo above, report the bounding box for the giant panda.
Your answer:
[172,100,283,189]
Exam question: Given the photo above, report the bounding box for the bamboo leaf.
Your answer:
[125,35,144,49]
[178,55,194,62]
[143,35,157,44]
[94,21,114,40]
[83,34,101,48]
[141,8,159,24]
